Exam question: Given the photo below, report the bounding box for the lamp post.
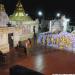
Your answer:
[37,11,43,32]
[66,18,70,32]
[38,11,43,23]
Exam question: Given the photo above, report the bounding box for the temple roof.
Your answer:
[9,0,32,21]
[0,4,5,12]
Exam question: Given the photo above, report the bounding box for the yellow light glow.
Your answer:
[15,13,18,16]
[19,12,24,16]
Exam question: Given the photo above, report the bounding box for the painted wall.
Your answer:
[0,28,9,53]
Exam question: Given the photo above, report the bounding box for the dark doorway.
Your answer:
[8,33,14,48]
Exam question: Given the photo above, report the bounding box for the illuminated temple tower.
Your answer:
[9,0,32,25]
[0,3,9,53]
[0,4,9,27]
[10,0,39,40]
[0,1,39,54]
[0,3,22,53]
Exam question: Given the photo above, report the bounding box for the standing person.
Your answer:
[33,26,37,44]
[25,38,32,55]
[0,51,5,65]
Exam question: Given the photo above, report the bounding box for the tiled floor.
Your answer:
[0,45,75,75]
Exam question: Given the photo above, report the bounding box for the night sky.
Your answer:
[0,0,75,24]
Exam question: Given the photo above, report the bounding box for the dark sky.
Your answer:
[0,0,75,23]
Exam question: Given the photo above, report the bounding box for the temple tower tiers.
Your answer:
[0,4,9,27]
[9,0,32,26]
[9,0,39,41]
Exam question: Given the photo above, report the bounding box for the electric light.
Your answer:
[38,11,43,16]
[67,18,70,22]
[56,13,61,17]
[26,14,28,16]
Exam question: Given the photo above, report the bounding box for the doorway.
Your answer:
[8,33,14,48]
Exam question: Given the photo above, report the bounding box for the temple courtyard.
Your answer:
[0,1,75,75]
[0,43,75,75]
